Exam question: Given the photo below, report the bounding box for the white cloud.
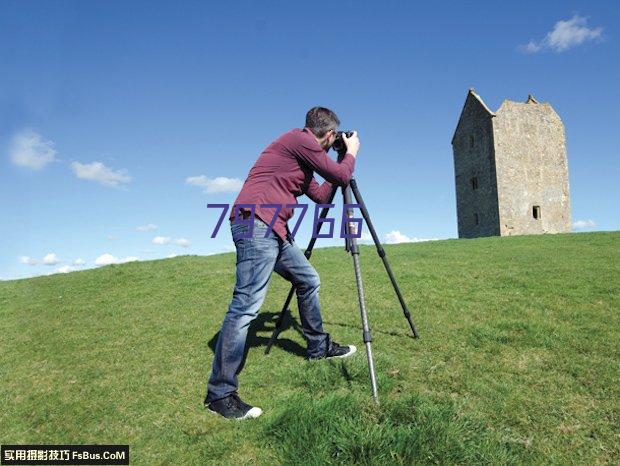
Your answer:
[73,258,86,266]
[20,256,38,265]
[520,15,603,53]
[385,231,412,244]
[167,254,178,259]
[9,130,57,170]
[43,253,60,265]
[56,265,74,274]
[572,219,596,230]
[95,253,117,266]
[521,40,542,53]
[94,253,139,266]
[70,161,131,187]
[186,175,243,194]
[153,236,171,245]
[384,230,436,244]
[137,224,158,232]
[174,238,190,248]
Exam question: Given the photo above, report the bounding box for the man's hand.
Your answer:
[342,131,360,157]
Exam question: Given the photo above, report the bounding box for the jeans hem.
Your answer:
[205,391,235,404]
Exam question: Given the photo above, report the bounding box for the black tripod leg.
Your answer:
[349,178,420,339]
[264,286,296,354]
[343,185,379,404]
[264,185,340,355]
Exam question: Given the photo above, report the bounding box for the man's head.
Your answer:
[305,106,340,150]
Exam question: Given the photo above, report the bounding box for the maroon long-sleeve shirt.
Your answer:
[230,127,356,241]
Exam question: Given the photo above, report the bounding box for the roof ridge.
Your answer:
[467,88,496,116]
[526,94,539,104]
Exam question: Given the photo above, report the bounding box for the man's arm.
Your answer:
[292,142,356,186]
[304,177,335,204]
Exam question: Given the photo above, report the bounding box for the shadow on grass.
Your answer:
[208,311,308,370]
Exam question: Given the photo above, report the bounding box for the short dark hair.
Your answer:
[305,107,340,138]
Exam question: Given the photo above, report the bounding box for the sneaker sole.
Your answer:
[206,405,263,421]
[325,345,357,360]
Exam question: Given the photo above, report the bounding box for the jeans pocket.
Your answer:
[231,222,251,240]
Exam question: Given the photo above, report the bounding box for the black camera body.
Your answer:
[331,131,354,160]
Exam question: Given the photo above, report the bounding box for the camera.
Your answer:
[331,130,354,160]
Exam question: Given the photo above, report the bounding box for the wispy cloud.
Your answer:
[174,238,190,248]
[153,236,171,245]
[153,236,190,247]
[572,219,596,230]
[73,258,86,266]
[9,130,57,170]
[20,256,38,265]
[519,14,603,53]
[94,253,139,266]
[137,224,158,232]
[384,230,436,244]
[186,175,243,194]
[107,235,119,241]
[70,161,131,187]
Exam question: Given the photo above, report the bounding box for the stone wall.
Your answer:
[492,100,571,236]
[452,92,501,238]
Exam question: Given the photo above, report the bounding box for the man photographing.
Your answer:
[205,107,361,420]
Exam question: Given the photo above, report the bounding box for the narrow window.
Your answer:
[533,205,541,220]
[470,177,478,190]
[474,213,479,225]
[469,135,474,148]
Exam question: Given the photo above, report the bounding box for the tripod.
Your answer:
[264,177,419,404]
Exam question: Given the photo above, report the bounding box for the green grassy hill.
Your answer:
[1,231,618,465]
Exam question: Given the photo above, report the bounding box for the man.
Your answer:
[204,107,361,420]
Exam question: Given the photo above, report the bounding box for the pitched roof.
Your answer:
[451,88,495,144]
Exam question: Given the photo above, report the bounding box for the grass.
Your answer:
[1,231,618,465]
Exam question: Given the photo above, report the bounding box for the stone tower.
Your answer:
[451,89,571,238]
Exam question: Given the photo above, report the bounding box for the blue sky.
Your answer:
[1,1,618,281]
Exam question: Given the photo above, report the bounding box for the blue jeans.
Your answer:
[206,217,330,402]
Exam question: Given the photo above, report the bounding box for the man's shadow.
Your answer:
[208,311,307,372]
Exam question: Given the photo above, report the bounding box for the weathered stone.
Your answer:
[451,89,571,238]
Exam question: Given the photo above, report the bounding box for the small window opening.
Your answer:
[474,213,479,225]
[533,205,541,220]
[470,177,478,190]
[469,135,474,149]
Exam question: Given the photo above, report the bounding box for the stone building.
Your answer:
[451,89,571,238]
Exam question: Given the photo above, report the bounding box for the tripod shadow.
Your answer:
[208,311,307,373]
[339,360,353,388]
